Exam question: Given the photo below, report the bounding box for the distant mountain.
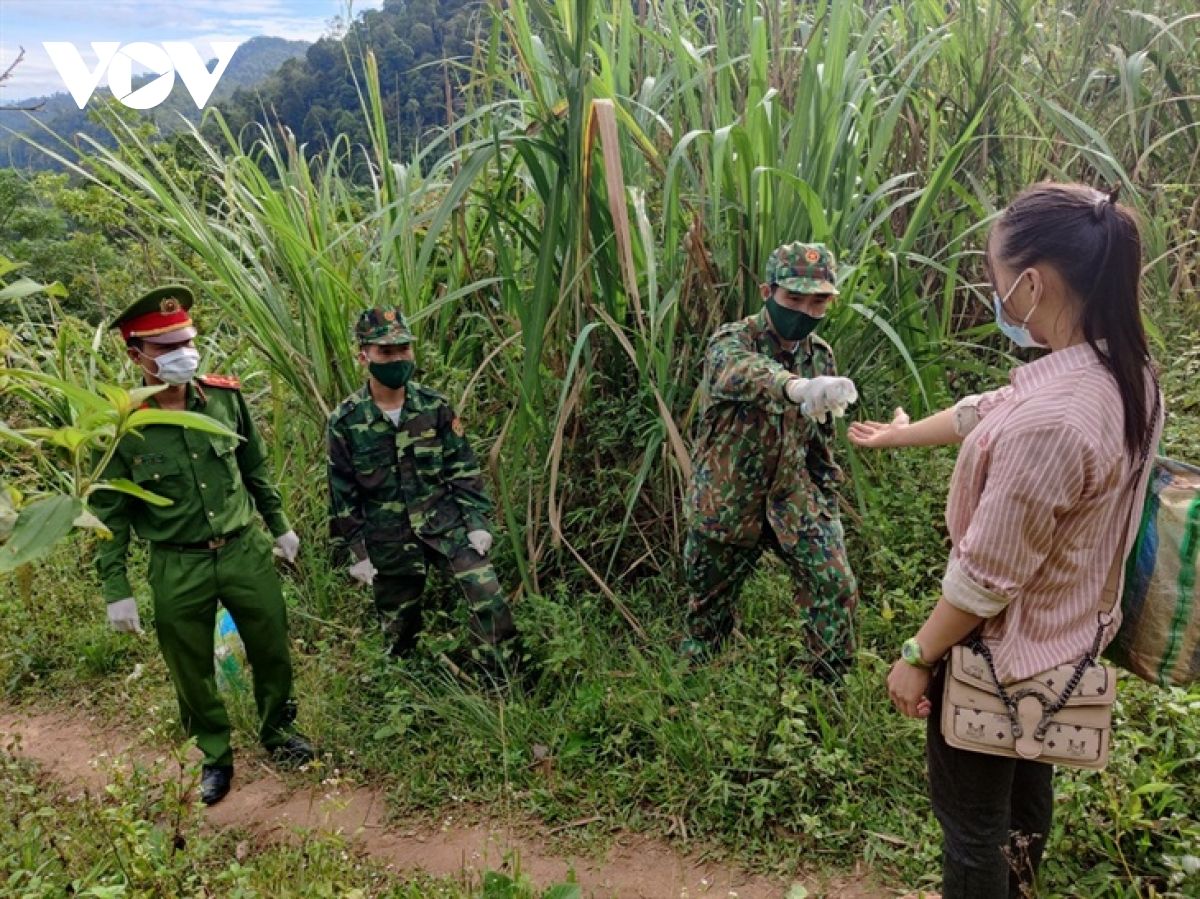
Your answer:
[217,0,484,160]
[0,36,310,170]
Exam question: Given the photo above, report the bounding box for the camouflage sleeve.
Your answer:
[806,348,844,504]
[234,390,290,537]
[440,404,493,534]
[706,327,795,405]
[327,417,368,561]
[89,447,135,602]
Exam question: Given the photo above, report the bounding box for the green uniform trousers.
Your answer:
[683,519,858,671]
[367,535,515,657]
[148,527,296,767]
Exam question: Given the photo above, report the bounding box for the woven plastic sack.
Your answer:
[1105,456,1200,687]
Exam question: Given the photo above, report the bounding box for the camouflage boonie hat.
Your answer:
[765,242,839,295]
[355,306,414,345]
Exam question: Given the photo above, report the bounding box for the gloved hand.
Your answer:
[785,376,859,423]
[348,558,377,586]
[107,597,143,634]
[273,530,301,564]
[467,529,493,556]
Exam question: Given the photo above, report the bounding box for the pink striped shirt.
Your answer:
[943,342,1162,682]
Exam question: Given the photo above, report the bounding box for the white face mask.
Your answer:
[993,271,1046,349]
[145,346,200,384]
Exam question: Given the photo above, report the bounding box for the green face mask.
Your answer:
[369,359,414,389]
[766,296,823,341]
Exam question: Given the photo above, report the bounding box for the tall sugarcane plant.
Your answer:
[16,0,1198,602]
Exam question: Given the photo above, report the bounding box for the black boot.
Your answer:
[269,734,317,768]
[200,764,233,806]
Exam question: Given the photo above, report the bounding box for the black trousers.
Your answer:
[926,665,1055,899]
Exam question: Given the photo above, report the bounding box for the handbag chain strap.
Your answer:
[968,634,1097,741]
[971,374,1162,743]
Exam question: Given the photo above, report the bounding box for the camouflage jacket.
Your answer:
[326,381,493,559]
[686,309,844,548]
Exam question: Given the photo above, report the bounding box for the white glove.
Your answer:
[273,530,300,564]
[467,529,493,556]
[785,376,859,423]
[348,558,377,586]
[107,597,143,634]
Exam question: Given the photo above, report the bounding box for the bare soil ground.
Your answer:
[0,708,888,898]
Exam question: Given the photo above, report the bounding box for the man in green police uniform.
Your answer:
[91,285,314,807]
[326,306,517,666]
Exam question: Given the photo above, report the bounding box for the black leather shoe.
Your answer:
[200,764,233,806]
[270,734,316,768]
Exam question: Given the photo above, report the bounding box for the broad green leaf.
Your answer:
[129,385,169,407]
[125,409,241,440]
[72,508,112,539]
[98,383,133,415]
[0,276,50,301]
[0,484,18,540]
[14,427,66,443]
[42,426,94,452]
[543,885,582,899]
[0,369,109,414]
[89,479,174,507]
[0,495,82,572]
[0,421,36,448]
[1130,782,1174,796]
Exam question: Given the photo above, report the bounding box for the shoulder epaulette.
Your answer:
[411,382,448,405]
[198,374,241,390]
[329,394,363,424]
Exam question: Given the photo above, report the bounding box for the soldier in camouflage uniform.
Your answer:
[683,243,861,675]
[326,306,516,661]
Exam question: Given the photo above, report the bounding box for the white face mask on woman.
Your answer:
[993,271,1047,349]
[144,346,200,384]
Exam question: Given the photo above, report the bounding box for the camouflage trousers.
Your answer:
[365,535,516,657]
[683,520,858,670]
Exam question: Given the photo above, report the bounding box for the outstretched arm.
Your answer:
[850,386,1016,450]
[848,406,961,449]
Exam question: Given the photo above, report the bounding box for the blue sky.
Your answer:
[0,0,383,102]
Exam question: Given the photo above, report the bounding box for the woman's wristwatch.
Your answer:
[900,637,932,669]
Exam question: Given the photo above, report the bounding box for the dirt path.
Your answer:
[0,708,886,899]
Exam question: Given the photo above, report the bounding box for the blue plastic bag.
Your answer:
[214,606,247,692]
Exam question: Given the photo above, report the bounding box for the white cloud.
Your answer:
[0,44,69,100]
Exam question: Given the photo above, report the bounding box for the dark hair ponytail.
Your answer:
[993,182,1152,461]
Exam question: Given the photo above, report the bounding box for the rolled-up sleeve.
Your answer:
[943,424,1093,617]
[952,386,1016,438]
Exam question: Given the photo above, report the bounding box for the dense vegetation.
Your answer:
[2,0,1198,896]
[217,0,483,156]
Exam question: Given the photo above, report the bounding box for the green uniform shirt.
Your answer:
[326,381,492,560]
[687,309,844,547]
[91,379,290,601]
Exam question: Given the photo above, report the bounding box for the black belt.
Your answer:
[155,525,248,553]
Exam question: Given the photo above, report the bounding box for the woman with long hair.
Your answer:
[850,182,1163,898]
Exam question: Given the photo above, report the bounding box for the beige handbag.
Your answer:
[940,638,1117,769]
[941,390,1159,770]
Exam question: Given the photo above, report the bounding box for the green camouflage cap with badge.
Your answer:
[765,242,839,295]
[355,306,414,345]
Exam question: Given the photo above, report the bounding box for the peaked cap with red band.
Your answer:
[111,285,198,344]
